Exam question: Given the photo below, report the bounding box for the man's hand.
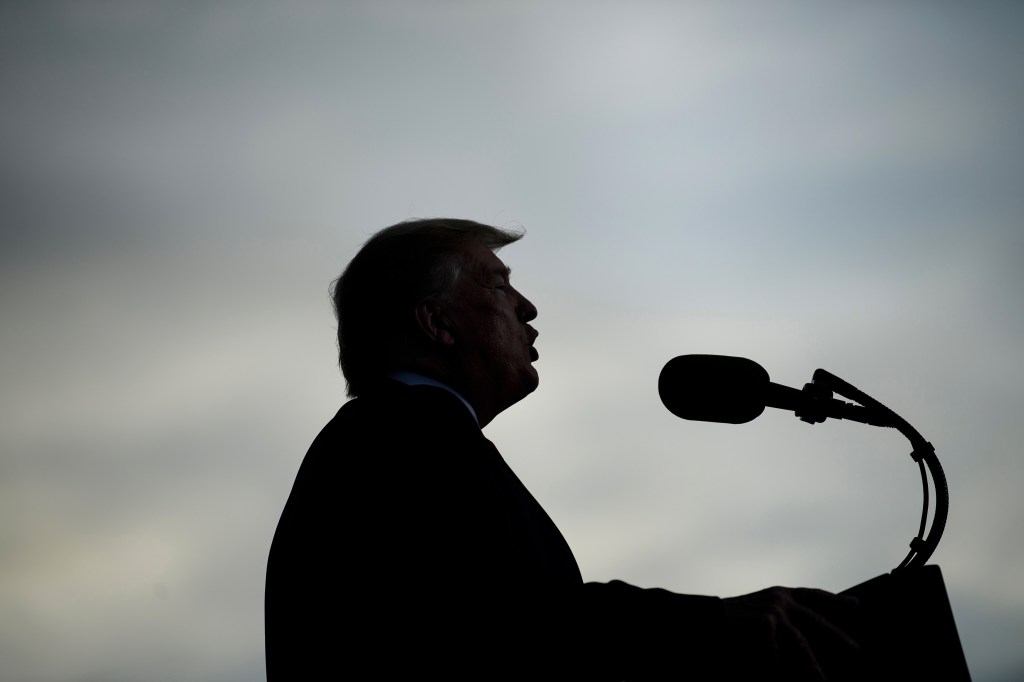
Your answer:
[720,586,861,681]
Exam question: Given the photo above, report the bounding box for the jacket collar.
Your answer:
[387,371,479,426]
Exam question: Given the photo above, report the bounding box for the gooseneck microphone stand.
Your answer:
[796,368,947,571]
[796,368,970,681]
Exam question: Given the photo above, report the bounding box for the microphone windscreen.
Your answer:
[658,354,769,424]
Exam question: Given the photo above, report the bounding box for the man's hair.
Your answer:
[331,218,524,397]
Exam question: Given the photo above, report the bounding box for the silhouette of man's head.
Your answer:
[332,218,539,425]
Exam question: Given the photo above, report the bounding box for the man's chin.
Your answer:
[526,366,540,392]
[508,370,540,406]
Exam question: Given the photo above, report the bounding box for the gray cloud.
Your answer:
[2,2,1022,680]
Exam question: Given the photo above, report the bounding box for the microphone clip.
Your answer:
[796,381,833,424]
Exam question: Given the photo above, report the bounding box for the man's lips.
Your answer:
[529,346,539,362]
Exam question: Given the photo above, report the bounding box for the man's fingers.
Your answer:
[723,586,863,679]
[787,593,861,652]
[778,590,864,681]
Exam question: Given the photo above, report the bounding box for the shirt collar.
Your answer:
[388,371,479,426]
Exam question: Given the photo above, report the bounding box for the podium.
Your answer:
[842,565,971,681]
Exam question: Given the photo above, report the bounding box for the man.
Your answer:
[266,218,861,680]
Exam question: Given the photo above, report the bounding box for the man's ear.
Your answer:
[413,299,456,347]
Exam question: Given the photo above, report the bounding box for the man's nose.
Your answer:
[517,290,538,322]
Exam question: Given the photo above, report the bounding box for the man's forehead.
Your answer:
[466,241,512,277]
[485,259,512,280]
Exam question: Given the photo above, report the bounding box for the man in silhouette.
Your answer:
[265,218,860,680]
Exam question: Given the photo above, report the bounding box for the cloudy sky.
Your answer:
[2,2,1022,680]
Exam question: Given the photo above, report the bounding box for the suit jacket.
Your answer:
[266,381,727,680]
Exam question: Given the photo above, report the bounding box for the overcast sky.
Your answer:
[2,2,1022,680]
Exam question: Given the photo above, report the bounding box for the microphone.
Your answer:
[658,354,891,426]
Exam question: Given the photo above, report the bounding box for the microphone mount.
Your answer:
[793,380,834,425]
[774,377,894,427]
